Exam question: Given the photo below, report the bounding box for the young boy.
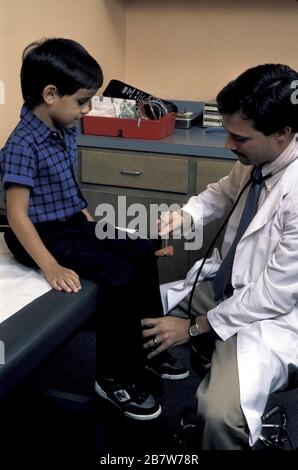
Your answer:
[0,38,188,421]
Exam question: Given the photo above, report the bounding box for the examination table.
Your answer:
[0,232,100,400]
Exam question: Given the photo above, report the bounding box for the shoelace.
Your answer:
[125,384,149,403]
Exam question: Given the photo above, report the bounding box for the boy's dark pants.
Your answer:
[5,212,163,383]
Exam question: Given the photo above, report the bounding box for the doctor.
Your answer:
[142,63,298,449]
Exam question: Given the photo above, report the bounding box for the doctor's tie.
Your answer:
[213,165,265,300]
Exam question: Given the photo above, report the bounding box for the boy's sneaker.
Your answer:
[95,378,161,421]
[146,351,189,380]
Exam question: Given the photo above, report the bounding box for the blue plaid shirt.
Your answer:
[0,105,87,223]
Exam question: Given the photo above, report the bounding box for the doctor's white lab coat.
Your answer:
[161,160,298,446]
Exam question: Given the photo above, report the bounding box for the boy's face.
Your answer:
[49,88,98,128]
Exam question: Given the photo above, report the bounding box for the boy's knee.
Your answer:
[103,264,136,288]
[132,237,161,256]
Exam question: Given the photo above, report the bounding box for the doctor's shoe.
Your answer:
[146,351,189,380]
[190,342,212,378]
[95,378,161,420]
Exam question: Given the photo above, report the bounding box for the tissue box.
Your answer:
[82,113,176,140]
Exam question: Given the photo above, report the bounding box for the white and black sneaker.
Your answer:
[95,378,161,420]
[146,351,189,380]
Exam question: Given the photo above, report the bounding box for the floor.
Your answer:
[1,326,297,464]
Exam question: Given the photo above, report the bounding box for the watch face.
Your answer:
[189,323,200,337]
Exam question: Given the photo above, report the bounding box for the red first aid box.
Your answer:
[82,113,176,140]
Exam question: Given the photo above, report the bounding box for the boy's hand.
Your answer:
[43,263,81,293]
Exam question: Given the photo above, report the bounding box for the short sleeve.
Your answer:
[0,142,36,188]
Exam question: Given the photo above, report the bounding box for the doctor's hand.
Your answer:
[142,316,191,359]
[158,210,192,238]
[43,263,82,293]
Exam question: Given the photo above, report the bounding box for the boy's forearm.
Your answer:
[8,212,59,272]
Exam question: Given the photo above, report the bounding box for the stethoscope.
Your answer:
[186,154,298,316]
[186,163,278,317]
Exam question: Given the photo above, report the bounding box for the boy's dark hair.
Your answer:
[216,64,298,135]
[21,38,103,109]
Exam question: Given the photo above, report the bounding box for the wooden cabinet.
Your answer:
[81,149,189,194]
[78,146,235,283]
[190,158,234,268]
[196,158,234,193]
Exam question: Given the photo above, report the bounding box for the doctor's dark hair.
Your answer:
[21,38,103,109]
[216,64,298,135]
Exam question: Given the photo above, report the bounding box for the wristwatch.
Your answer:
[188,316,200,337]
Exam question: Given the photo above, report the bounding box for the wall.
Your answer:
[1,0,298,146]
[0,0,126,146]
[125,0,298,102]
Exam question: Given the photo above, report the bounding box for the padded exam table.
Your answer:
[0,233,100,399]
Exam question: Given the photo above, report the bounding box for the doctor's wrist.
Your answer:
[188,315,212,338]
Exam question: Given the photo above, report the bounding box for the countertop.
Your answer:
[76,100,236,160]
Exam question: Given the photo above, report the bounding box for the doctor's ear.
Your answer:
[42,85,59,105]
[275,126,293,142]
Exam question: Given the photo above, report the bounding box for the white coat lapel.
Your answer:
[240,159,298,240]
[241,186,284,239]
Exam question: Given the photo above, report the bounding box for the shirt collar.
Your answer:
[20,104,77,144]
[261,133,298,190]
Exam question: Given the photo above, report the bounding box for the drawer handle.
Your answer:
[121,169,143,176]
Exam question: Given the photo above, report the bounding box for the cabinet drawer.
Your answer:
[81,150,188,194]
[196,158,235,193]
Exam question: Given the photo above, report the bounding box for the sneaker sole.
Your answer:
[95,382,162,421]
[146,366,190,380]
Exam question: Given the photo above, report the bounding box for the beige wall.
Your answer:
[1,0,298,146]
[125,0,298,102]
[0,0,126,146]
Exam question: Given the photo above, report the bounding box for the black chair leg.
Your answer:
[259,406,295,450]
